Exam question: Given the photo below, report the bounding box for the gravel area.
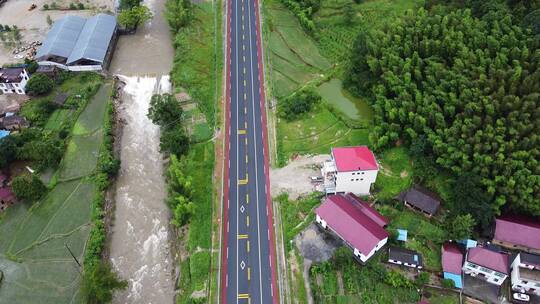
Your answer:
[270,154,329,200]
[294,223,341,263]
[0,0,113,65]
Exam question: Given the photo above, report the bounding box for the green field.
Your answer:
[0,83,111,304]
[277,104,369,165]
[374,147,413,200]
[265,0,331,97]
[310,249,420,303]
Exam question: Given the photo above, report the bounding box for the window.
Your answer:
[361,178,364,181]
[350,179,354,181]
[352,172,355,175]
[493,278,498,282]
[362,172,365,175]
[494,272,505,278]
[467,262,478,269]
[479,267,493,274]
[355,179,359,181]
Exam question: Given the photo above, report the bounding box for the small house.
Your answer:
[493,216,540,254]
[388,246,423,269]
[316,193,388,263]
[396,185,441,217]
[0,67,29,95]
[1,115,28,131]
[321,146,379,195]
[442,242,464,289]
[510,252,540,296]
[463,246,509,286]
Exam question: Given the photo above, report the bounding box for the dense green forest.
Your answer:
[346,3,540,217]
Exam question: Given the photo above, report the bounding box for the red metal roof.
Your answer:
[316,194,388,255]
[331,146,378,171]
[467,247,509,274]
[345,193,388,227]
[442,242,463,274]
[494,216,540,250]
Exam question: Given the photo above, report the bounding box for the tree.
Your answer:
[278,88,321,120]
[82,261,128,304]
[165,0,193,33]
[24,58,39,73]
[160,126,189,156]
[26,73,54,95]
[118,5,153,30]
[12,174,47,202]
[120,0,142,9]
[0,136,17,170]
[441,278,455,289]
[446,214,476,240]
[415,272,430,288]
[343,3,355,25]
[147,93,183,127]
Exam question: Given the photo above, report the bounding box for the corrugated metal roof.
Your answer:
[36,15,86,59]
[67,14,116,64]
[316,194,388,255]
[36,14,116,65]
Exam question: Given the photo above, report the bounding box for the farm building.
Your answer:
[36,14,117,71]
[387,246,423,269]
[396,185,441,217]
[463,246,508,286]
[321,146,379,195]
[510,252,540,296]
[493,216,540,254]
[316,193,388,263]
[0,67,29,94]
[442,242,464,288]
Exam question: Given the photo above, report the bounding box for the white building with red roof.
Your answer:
[315,193,388,263]
[321,146,379,195]
[463,247,509,286]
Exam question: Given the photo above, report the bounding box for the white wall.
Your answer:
[463,261,507,286]
[335,169,378,195]
[354,237,387,263]
[315,214,327,229]
[511,254,540,295]
[0,69,29,94]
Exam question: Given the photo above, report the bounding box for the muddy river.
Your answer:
[108,0,176,303]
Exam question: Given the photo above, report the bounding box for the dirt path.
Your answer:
[107,0,176,303]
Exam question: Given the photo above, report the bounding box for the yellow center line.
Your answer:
[246,193,249,203]
[238,129,246,135]
[247,215,250,226]
[247,240,250,253]
[238,293,250,299]
[238,234,248,239]
[245,154,248,163]
[238,174,248,185]
[248,267,251,281]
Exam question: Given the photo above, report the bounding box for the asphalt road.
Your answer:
[221,0,278,302]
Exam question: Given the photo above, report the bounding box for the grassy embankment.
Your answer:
[168,1,221,303]
[0,78,112,304]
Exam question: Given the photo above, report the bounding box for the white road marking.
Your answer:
[247,0,264,301]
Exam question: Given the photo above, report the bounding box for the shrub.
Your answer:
[82,261,127,304]
[26,73,54,95]
[69,3,77,9]
[278,88,321,121]
[43,3,49,9]
[12,174,47,202]
[441,278,455,289]
[77,2,85,9]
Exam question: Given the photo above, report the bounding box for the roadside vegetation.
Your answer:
[0,75,124,303]
[161,0,221,302]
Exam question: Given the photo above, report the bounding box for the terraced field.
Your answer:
[265,0,332,97]
[0,83,112,304]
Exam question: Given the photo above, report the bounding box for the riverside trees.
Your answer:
[346,7,540,216]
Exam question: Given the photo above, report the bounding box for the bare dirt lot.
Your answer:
[269,154,329,200]
[0,0,113,65]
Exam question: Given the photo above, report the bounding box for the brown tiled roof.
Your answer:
[0,68,24,83]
